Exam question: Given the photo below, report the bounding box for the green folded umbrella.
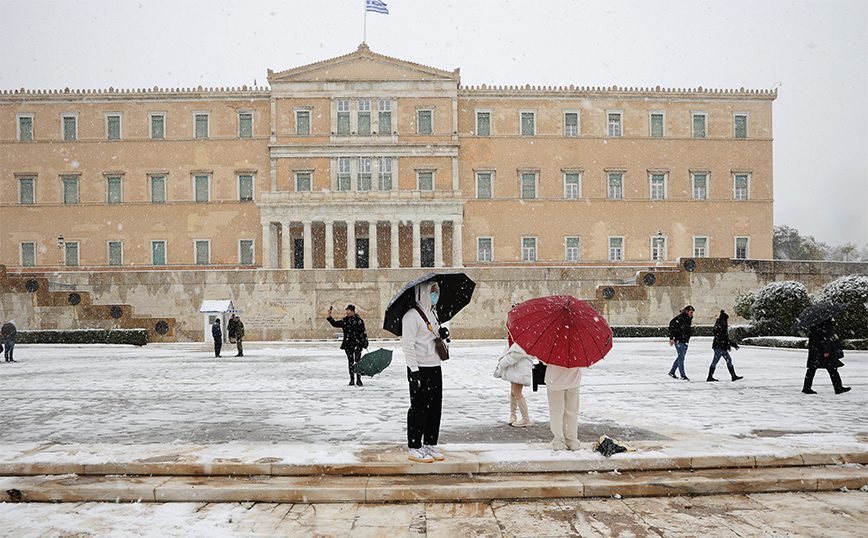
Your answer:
[355,348,393,377]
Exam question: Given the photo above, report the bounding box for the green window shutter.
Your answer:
[20,117,33,141]
[418,172,433,191]
[151,115,164,139]
[151,176,166,203]
[63,117,76,140]
[734,115,747,138]
[152,241,166,265]
[195,176,209,202]
[477,173,492,199]
[22,243,36,266]
[108,242,123,265]
[195,241,209,265]
[296,173,311,191]
[240,240,254,265]
[20,178,34,204]
[418,110,432,134]
[521,113,535,136]
[107,116,121,140]
[477,113,490,136]
[107,176,122,203]
[239,113,253,138]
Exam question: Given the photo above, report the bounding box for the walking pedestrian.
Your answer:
[545,363,583,451]
[494,341,535,427]
[211,318,222,357]
[803,318,851,394]
[668,305,694,380]
[402,280,446,463]
[2,320,17,362]
[707,310,743,381]
[327,305,368,386]
[234,316,245,357]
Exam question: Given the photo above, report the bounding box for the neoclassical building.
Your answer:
[1,44,776,271]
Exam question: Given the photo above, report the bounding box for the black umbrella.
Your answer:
[383,272,476,336]
[792,302,848,335]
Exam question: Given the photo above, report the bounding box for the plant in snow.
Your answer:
[733,290,755,320]
[818,274,868,339]
[749,280,811,336]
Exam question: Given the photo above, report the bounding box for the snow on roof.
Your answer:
[199,300,243,313]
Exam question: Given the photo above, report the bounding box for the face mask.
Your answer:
[430,291,440,306]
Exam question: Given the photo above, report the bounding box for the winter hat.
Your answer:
[684,305,695,312]
[719,310,729,320]
[346,304,356,312]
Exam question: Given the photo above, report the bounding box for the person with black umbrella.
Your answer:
[803,317,850,395]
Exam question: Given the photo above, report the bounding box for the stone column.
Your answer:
[369,221,379,268]
[412,220,421,268]
[452,218,463,267]
[261,223,273,269]
[347,220,356,269]
[390,219,400,269]
[434,220,444,268]
[303,220,312,269]
[281,222,292,269]
[325,220,334,269]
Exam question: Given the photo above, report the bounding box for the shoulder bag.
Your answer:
[413,306,449,361]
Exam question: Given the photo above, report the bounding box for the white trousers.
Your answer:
[546,386,580,449]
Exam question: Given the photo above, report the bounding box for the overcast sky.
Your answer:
[2,0,866,247]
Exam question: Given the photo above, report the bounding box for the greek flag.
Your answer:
[366,0,389,14]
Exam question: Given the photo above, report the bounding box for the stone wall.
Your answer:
[3,259,866,342]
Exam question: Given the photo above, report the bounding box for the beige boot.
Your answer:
[512,397,532,427]
[509,393,517,425]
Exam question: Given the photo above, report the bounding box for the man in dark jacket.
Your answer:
[2,320,17,362]
[211,318,223,357]
[327,304,368,386]
[234,316,245,357]
[708,310,742,382]
[668,305,694,380]
[803,318,850,394]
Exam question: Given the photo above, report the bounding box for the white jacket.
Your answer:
[494,343,535,386]
[401,281,442,372]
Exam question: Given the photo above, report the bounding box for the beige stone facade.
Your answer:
[1,44,775,271]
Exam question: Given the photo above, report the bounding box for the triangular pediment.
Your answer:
[268,43,460,84]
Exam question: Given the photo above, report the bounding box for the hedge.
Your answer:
[741,336,868,351]
[15,329,148,346]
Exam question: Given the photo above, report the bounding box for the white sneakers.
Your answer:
[408,445,445,462]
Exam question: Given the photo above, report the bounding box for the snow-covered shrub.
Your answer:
[818,275,868,339]
[749,280,811,336]
[732,291,755,320]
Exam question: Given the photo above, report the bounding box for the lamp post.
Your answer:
[57,234,65,266]
[655,230,663,267]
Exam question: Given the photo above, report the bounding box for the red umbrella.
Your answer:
[506,296,613,368]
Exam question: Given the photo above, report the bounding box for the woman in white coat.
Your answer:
[494,342,535,427]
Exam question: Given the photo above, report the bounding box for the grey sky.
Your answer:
[2,0,866,247]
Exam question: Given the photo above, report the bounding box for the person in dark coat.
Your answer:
[803,318,850,394]
[227,314,238,343]
[327,305,368,386]
[234,316,245,357]
[707,310,743,381]
[668,305,694,380]
[2,320,17,362]
[211,318,222,357]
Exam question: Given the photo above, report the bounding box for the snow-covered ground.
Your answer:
[0,338,864,448]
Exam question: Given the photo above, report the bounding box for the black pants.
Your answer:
[346,348,362,378]
[804,366,844,391]
[407,366,442,449]
[214,340,222,357]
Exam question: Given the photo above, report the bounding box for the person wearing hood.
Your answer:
[494,340,535,427]
[707,310,743,382]
[668,305,694,380]
[803,318,850,395]
[2,320,17,362]
[327,304,368,386]
[402,280,447,463]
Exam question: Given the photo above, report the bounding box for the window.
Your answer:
[734,173,749,200]
[337,100,350,135]
[692,112,707,138]
[239,239,254,265]
[106,113,121,140]
[150,175,166,203]
[17,114,33,141]
[378,99,392,135]
[150,112,165,140]
[693,237,708,258]
[194,112,209,139]
[151,240,166,265]
[692,173,708,200]
[238,112,253,138]
[566,237,581,262]
[520,172,537,199]
[296,172,312,192]
[734,113,748,139]
[477,237,493,262]
[476,172,492,199]
[417,109,432,135]
[65,242,80,267]
[564,173,580,199]
[19,177,35,204]
[358,100,371,135]
[194,175,210,202]
[735,237,749,259]
[108,241,123,266]
[650,173,666,200]
[520,111,535,136]
[106,175,123,203]
[238,174,254,201]
[608,173,623,200]
[21,242,36,267]
[62,114,78,140]
[564,111,579,137]
[378,158,393,190]
[476,110,491,136]
[609,237,624,262]
[195,240,210,265]
[358,158,372,191]
[651,235,666,261]
[522,237,537,262]
[62,176,79,204]
[337,158,351,191]
[295,109,311,136]
[607,111,622,137]
[650,112,664,138]
[417,171,434,191]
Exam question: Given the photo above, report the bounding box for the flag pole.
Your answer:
[363,0,367,43]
